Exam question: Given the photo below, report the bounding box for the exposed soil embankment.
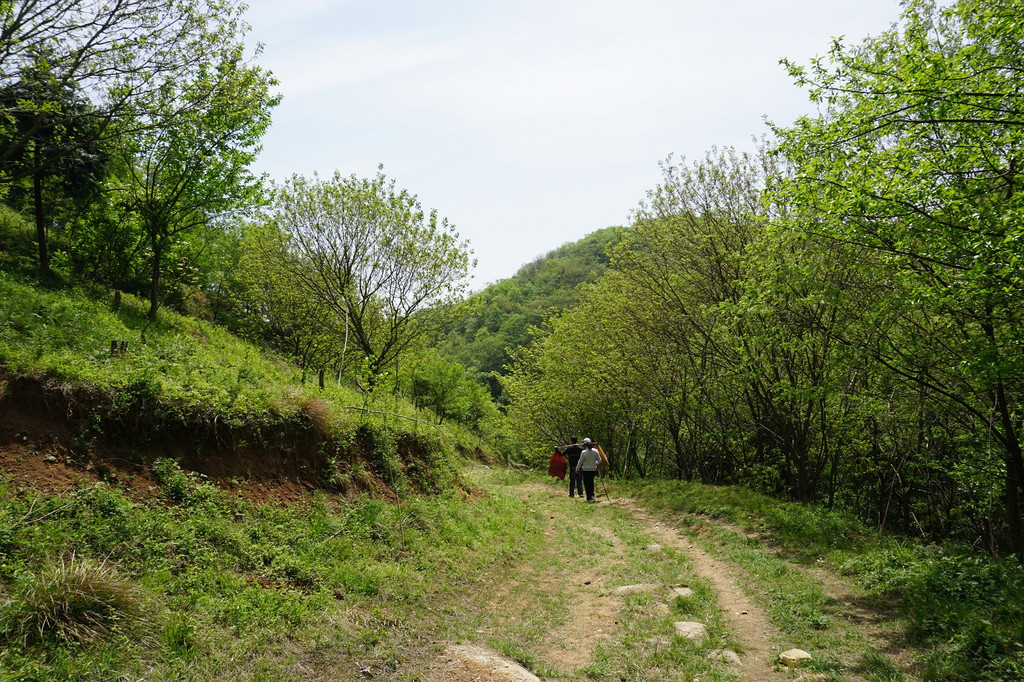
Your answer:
[0,371,462,504]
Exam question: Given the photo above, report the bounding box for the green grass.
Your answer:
[0,270,304,420]
[0,463,541,679]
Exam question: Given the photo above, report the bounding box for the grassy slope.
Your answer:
[0,269,493,488]
[0,270,379,423]
[0,462,541,680]
[0,271,524,679]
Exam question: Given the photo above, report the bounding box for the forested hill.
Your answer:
[438,226,622,398]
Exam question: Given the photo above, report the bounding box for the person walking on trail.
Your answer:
[562,436,584,498]
[575,438,601,502]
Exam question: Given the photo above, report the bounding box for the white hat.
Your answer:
[583,437,592,445]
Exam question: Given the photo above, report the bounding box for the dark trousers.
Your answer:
[582,470,596,500]
[568,466,584,496]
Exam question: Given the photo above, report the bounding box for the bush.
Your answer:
[846,546,1024,679]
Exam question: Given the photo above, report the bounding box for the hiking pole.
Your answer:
[600,469,611,501]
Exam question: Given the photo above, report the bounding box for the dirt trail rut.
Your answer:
[612,497,784,680]
[430,482,788,680]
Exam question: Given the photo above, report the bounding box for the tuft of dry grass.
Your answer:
[266,386,304,418]
[1,554,148,645]
[301,397,336,437]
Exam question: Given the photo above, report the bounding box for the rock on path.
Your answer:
[438,645,541,682]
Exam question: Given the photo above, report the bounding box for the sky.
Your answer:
[242,0,904,288]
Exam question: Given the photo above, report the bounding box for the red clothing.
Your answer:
[548,450,567,479]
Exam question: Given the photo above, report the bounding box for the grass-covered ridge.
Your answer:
[0,269,492,499]
[1,269,360,422]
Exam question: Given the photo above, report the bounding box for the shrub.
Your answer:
[151,457,192,503]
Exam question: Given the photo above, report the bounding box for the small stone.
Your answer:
[446,645,540,682]
[779,648,812,667]
[645,543,663,552]
[668,585,695,599]
[673,621,708,642]
[708,649,742,666]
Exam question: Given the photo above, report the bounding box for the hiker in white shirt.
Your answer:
[575,438,601,502]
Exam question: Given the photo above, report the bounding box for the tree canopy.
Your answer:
[267,169,474,384]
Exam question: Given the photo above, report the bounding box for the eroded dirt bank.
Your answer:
[0,372,469,504]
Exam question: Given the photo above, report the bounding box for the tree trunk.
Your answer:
[993,382,1024,558]
[33,141,49,279]
[148,236,162,321]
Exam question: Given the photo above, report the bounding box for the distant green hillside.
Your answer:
[440,226,622,398]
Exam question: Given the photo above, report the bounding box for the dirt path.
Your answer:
[428,481,791,680]
[611,497,784,680]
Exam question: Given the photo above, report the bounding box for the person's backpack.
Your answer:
[596,443,609,469]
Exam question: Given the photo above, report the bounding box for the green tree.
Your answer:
[613,147,775,484]
[0,0,262,278]
[112,28,278,320]
[0,50,110,278]
[405,347,495,427]
[775,0,1024,553]
[501,295,632,468]
[272,169,474,385]
[502,148,775,478]
[228,219,351,378]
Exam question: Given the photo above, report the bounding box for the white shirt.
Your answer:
[576,446,601,472]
